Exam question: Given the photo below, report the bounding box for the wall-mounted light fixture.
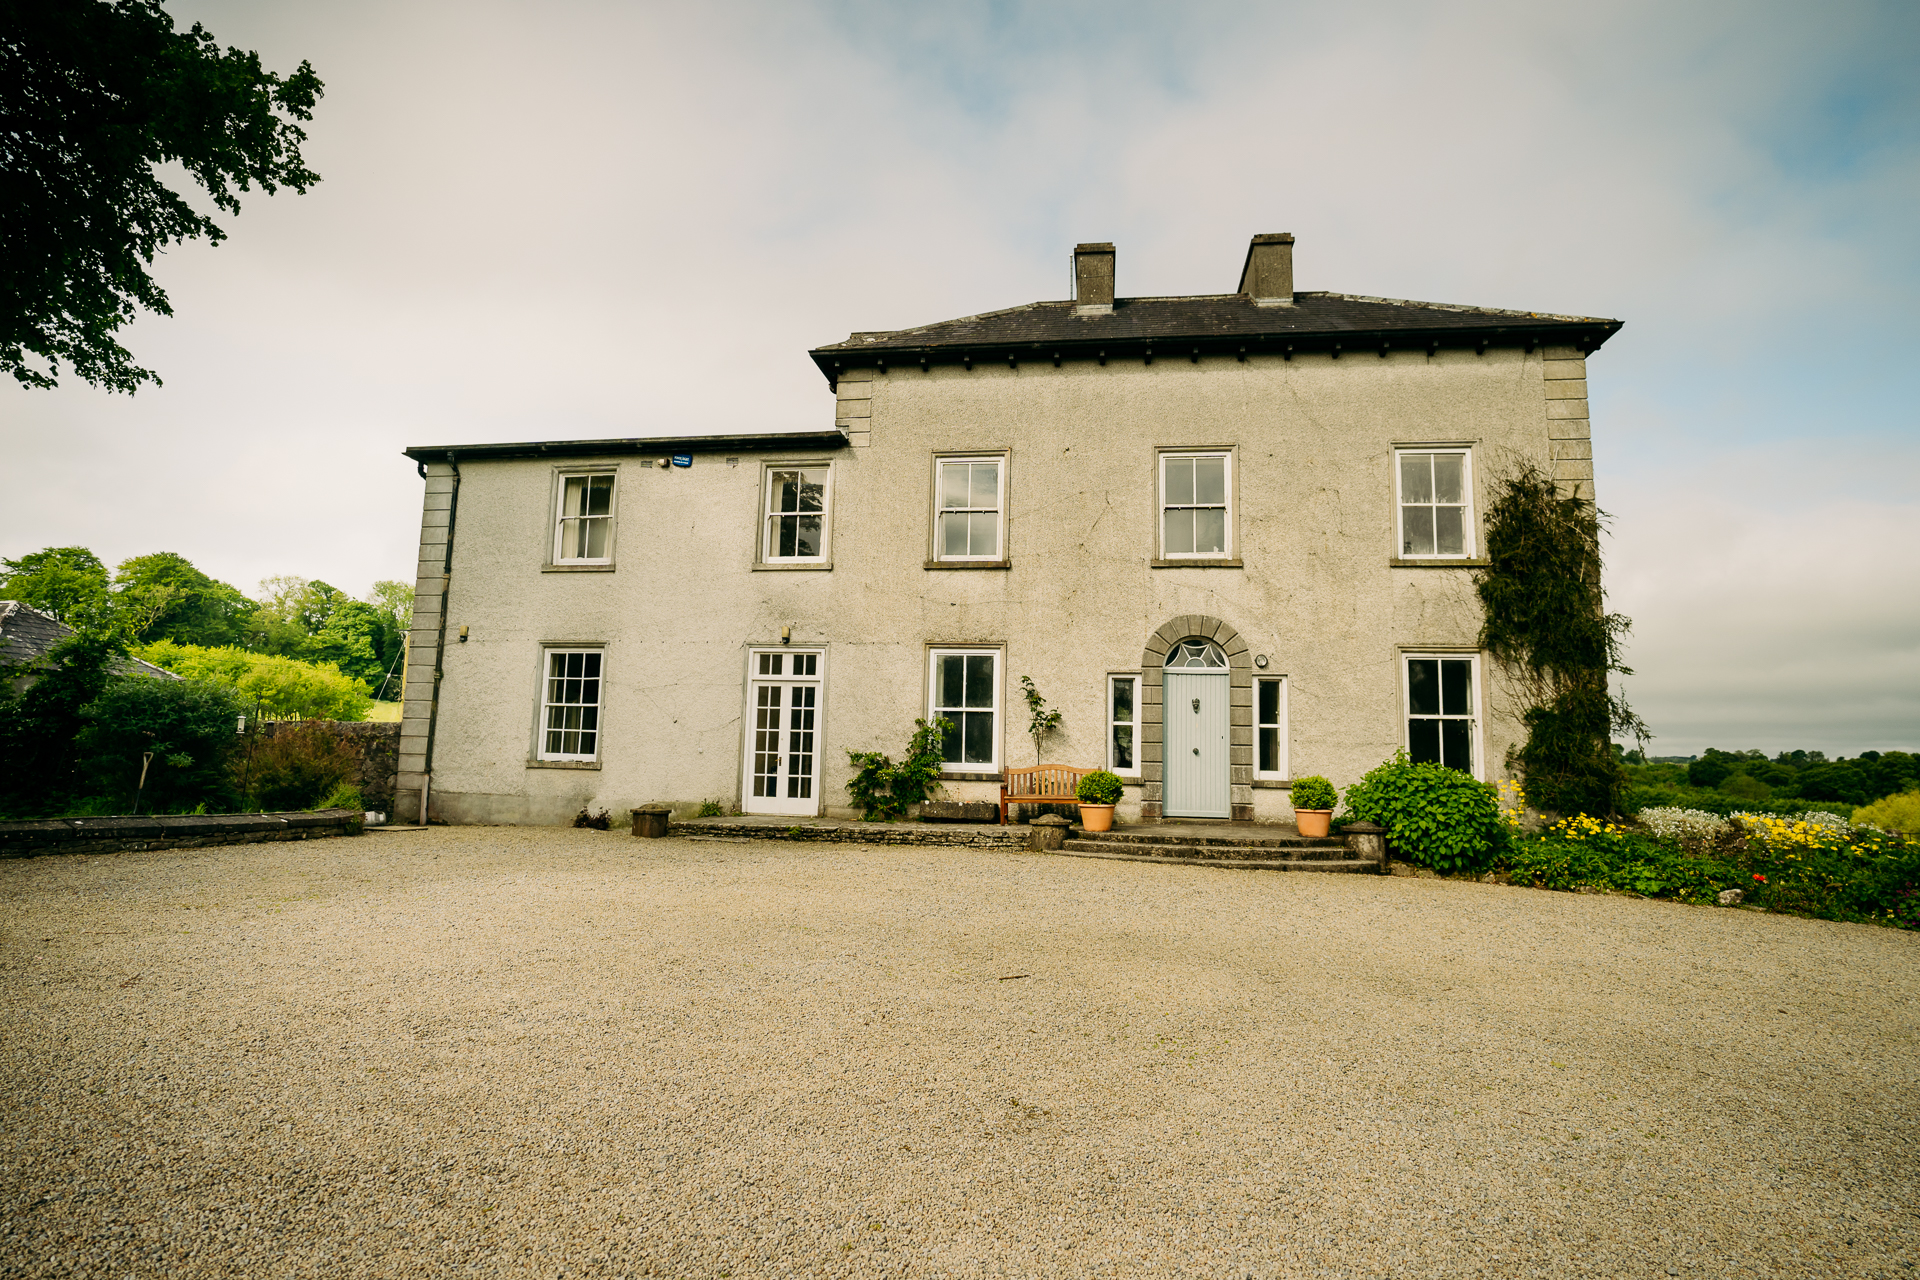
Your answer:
[458,625,469,643]
[1254,654,1268,668]
[780,626,791,645]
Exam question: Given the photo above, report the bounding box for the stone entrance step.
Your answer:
[1059,828,1380,873]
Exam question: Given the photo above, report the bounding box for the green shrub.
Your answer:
[76,676,247,812]
[1290,775,1336,810]
[696,799,725,818]
[572,807,612,830]
[1856,790,1920,834]
[1076,770,1124,805]
[134,641,373,721]
[1717,773,1770,801]
[1341,751,1505,875]
[317,782,365,812]
[0,632,123,816]
[846,718,949,821]
[1500,820,1739,903]
[240,723,357,811]
[1496,814,1919,930]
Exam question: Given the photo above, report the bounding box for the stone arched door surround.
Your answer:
[1140,615,1254,820]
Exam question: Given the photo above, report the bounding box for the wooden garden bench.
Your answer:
[1000,765,1094,825]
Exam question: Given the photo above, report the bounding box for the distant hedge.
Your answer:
[1623,783,1852,821]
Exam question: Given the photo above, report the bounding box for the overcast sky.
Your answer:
[3,0,1915,756]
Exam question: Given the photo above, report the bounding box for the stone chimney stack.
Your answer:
[1238,232,1295,306]
[1073,242,1115,314]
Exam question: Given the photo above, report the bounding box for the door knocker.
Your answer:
[1191,698,1201,712]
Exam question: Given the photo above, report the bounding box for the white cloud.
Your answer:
[2,0,1914,748]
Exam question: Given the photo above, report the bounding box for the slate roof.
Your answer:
[0,602,181,680]
[809,290,1622,382]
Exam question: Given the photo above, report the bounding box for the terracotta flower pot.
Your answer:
[1294,808,1333,838]
[1078,803,1116,833]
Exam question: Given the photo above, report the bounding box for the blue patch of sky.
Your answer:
[819,0,1206,125]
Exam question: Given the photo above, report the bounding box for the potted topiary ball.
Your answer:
[1075,769,1125,832]
[1290,775,1337,837]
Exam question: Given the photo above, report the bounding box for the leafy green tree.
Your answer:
[2,0,322,393]
[1796,762,1871,807]
[77,676,246,811]
[133,640,371,721]
[363,580,413,693]
[0,546,112,626]
[0,632,126,815]
[112,552,255,646]
[306,599,385,688]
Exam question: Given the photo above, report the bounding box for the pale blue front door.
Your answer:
[1163,671,1230,818]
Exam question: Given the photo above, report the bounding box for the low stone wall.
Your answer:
[0,809,365,860]
[258,721,399,814]
[669,821,1027,850]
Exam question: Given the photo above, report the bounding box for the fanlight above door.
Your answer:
[1164,640,1227,668]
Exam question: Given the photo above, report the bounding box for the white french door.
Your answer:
[742,650,825,815]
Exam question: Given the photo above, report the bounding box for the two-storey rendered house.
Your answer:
[394,235,1619,826]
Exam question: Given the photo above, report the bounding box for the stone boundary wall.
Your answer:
[258,721,399,814]
[670,821,1027,850]
[0,809,365,860]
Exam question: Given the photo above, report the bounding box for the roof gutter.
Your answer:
[808,321,1623,384]
[400,430,850,465]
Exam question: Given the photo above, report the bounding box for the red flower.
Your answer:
[1753,874,1767,883]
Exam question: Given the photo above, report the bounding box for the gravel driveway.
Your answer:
[3,827,1915,1278]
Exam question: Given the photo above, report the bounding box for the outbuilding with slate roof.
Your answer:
[0,601,180,691]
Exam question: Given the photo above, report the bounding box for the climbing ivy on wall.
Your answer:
[1475,465,1646,817]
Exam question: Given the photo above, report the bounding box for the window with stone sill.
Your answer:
[1255,676,1289,779]
[933,456,1004,561]
[1404,653,1480,777]
[1395,448,1475,559]
[553,473,615,564]
[539,649,603,761]
[929,649,999,772]
[1108,674,1139,777]
[762,465,831,563]
[1160,451,1233,559]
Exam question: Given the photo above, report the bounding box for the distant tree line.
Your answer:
[1620,746,1918,810]
[0,546,410,695]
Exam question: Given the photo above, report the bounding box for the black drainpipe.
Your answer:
[416,451,461,823]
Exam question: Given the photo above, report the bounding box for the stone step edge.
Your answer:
[1070,831,1349,850]
[1054,846,1383,873]
[1062,839,1362,862]
[665,821,1026,848]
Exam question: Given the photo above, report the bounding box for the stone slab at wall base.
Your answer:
[918,800,1002,823]
[670,821,1027,850]
[0,809,365,859]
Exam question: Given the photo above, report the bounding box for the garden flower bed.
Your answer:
[1494,806,1920,929]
